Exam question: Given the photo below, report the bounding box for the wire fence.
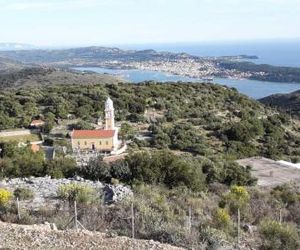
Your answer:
[12,196,287,249]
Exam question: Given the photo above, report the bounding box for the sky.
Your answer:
[0,0,300,47]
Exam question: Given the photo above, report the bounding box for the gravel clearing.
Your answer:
[0,176,133,210]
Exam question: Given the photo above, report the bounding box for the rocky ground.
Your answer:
[0,176,132,210]
[0,221,184,250]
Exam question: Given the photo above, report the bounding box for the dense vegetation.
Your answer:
[0,67,118,89]
[2,82,299,160]
[80,150,256,190]
[1,82,300,248]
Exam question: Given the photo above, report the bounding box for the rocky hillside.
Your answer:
[0,176,132,210]
[0,221,184,250]
[260,90,300,118]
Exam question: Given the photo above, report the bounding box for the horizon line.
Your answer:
[1,37,300,49]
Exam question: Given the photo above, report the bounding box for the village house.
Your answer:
[30,119,45,128]
[71,97,119,153]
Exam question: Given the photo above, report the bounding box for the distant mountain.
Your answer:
[0,43,36,51]
[260,90,300,118]
[0,46,196,64]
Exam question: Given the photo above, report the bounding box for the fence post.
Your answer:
[188,206,192,234]
[102,191,105,221]
[16,197,21,220]
[74,200,78,231]
[279,208,282,224]
[237,208,240,246]
[131,202,135,239]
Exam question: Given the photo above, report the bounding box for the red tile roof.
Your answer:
[72,130,115,139]
[30,120,45,126]
[30,144,40,153]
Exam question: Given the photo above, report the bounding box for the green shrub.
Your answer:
[57,183,96,205]
[271,184,300,206]
[260,219,299,250]
[14,187,35,200]
[222,185,250,213]
[125,150,206,192]
[213,208,231,229]
[45,157,77,178]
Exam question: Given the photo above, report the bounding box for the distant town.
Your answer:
[1,46,300,83]
[97,57,266,80]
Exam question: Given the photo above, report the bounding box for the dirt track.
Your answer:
[237,157,300,187]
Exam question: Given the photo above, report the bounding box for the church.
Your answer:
[71,97,119,153]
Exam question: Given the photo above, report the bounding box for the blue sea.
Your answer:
[75,67,300,99]
[118,39,300,67]
[75,40,300,99]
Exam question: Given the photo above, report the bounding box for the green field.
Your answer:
[0,133,41,143]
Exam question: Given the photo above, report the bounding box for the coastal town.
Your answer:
[79,56,267,81]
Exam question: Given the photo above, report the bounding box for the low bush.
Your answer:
[213,208,231,229]
[0,188,12,207]
[57,183,96,205]
[14,187,35,200]
[260,219,299,250]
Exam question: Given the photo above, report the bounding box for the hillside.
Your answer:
[1,82,300,249]
[0,67,120,89]
[0,47,196,64]
[0,56,24,72]
[1,82,299,162]
[260,90,300,118]
[0,221,184,250]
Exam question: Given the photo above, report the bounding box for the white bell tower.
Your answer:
[105,97,115,130]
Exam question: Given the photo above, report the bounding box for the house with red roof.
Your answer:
[30,119,45,128]
[71,98,119,153]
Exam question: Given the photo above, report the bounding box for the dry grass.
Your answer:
[0,134,41,143]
